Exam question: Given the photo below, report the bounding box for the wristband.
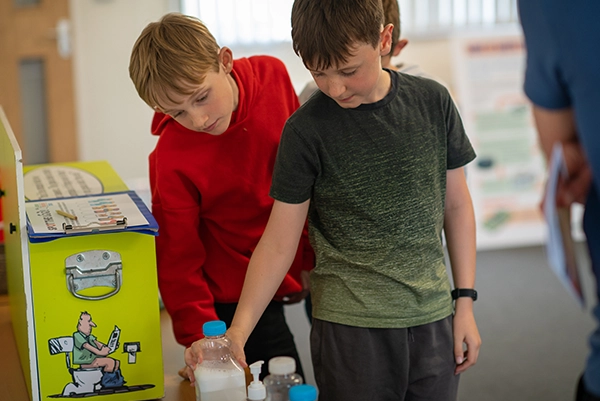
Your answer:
[451,288,477,301]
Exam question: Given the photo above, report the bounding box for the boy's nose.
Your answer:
[327,79,346,98]
[190,110,209,130]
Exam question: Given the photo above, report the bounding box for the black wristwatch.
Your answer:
[451,288,478,301]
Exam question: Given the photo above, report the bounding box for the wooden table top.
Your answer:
[0,294,196,401]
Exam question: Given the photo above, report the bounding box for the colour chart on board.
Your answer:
[26,192,150,235]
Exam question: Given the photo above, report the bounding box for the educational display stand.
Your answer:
[450,29,548,250]
[0,107,164,400]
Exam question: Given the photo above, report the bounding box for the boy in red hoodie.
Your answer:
[128,12,313,378]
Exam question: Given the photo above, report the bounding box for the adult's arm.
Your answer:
[532,106,591,206]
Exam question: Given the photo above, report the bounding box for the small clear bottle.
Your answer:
[194,320,247,401]
[289,384,318,401]
[264,356,303,401]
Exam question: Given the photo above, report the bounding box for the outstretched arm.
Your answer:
[184,199,310,379]
[282,221,314,304]
[444,167,480,375]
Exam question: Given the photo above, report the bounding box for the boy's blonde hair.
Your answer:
[129,13,220,110]
[291,0,384,70]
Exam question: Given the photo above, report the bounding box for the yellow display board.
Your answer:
[0,107,164,400]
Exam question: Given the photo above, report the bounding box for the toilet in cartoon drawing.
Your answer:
[49,311,125,396]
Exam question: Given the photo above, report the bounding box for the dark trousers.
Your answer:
[215,301,304,381]
[311,315,458,401]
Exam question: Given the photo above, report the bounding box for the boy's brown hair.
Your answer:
[382,0,400,53]
[291,0,384,70]
[129,13,220,110]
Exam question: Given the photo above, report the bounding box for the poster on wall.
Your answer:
[450,28,577,250]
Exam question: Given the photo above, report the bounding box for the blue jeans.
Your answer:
[583,186,600,397]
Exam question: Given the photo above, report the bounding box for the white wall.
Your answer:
[230,42,314,95]
[70,0,174,184]
[395,38,455,93]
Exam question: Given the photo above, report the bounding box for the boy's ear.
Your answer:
[392,39,409,58]
[219,47,234,73]
[380,24,394,57]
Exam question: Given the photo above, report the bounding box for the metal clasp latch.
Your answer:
[65,250,122,301]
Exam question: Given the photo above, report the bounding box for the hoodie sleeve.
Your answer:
[149,119,219,347]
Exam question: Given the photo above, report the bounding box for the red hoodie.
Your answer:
[149,56,314,347]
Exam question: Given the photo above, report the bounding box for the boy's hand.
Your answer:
[180,365,195,385]
[453,299,481,375]
[226,327,249,369]
[183,341,203,385]
[283,270,311,304]
[183,327,249,386]
[282,289,310,304]
[177,366,189,381]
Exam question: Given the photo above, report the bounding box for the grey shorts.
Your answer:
[310,315,458,401]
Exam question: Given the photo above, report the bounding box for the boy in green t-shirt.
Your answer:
[186,0,481,399]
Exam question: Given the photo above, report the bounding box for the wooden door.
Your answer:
[0,0,77,164]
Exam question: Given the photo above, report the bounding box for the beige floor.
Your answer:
[456,244,596,401]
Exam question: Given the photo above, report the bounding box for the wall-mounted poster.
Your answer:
[451,28,584,250]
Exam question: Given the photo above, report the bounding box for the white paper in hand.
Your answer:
[543,143,585,307]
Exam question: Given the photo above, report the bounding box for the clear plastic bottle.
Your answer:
[194,320,247,401]
[264,356,303,401]
[289,384,318,401]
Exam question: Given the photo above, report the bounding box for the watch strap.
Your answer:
[451,288,477,301]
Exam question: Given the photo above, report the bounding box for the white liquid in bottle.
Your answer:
[195,365,247,401]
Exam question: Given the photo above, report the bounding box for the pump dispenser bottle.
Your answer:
[193,320,246,401]
[264,356,303,401]
[247,360,266,401]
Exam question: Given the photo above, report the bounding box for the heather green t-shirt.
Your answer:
[271,70,476,328]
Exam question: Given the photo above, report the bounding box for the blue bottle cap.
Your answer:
[289,384,318,401]
[202,320,226,336]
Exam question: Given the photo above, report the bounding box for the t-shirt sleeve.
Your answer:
[520,0,571,110]
[444,91,476,169]
[270,123,317,204]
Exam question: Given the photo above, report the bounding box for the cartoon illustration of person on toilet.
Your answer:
[48,311,156,398]
[72,312,125,389]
